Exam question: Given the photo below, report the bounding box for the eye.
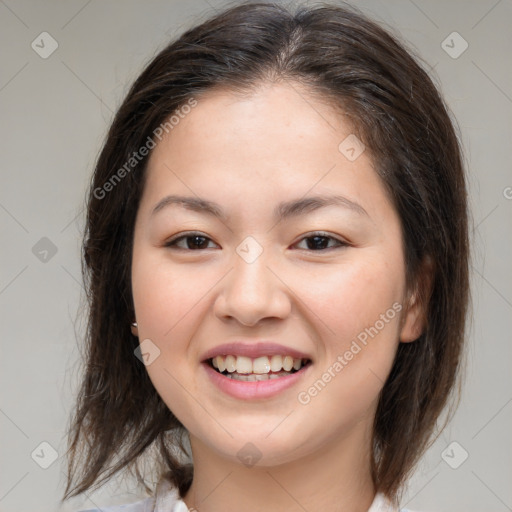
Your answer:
[163,231,348,252]
[164,232,218,250]
[293,232,349,251]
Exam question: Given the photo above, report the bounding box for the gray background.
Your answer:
[1,1,511,511]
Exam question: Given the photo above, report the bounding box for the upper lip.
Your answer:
[201,342,313,362]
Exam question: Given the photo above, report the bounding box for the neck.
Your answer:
[182,424,376,512]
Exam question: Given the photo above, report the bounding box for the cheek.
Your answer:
[131,254,213,426]
[293,253,404,394]
[131,253,211,339]
[292,254,404,425]
[131,253,210,399]
[292,252,404,344]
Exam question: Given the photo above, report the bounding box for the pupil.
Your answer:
[188,236,207,249]
[308,236,328,250]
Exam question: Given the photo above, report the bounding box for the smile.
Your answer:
[202,355,313,399]
[209,354,310,381]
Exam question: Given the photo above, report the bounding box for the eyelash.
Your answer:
[163,231,349,252]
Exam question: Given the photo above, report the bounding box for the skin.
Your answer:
[131,81,426,512]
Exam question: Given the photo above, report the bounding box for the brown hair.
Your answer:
[63,1,470,505]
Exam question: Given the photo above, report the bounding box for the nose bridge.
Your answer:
[214,236,290,325]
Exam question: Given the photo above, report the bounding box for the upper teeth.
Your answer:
[212,355,306,374]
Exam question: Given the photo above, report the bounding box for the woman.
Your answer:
[63,2,470,511]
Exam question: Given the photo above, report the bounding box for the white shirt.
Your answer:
[78,477,416,512]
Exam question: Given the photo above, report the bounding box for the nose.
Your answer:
[213,249,292,327]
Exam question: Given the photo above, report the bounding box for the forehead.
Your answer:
[159,81,348,148]
[140,82,393,223]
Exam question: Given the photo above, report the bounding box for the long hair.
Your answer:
[64,1,470,505]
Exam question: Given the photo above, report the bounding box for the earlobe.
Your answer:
[399,256,434,343]
[131,321,139,337]
[399,292,425,343]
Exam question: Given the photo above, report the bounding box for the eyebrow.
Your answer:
[150,194,369,222]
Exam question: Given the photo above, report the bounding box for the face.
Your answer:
[131,81,423,467]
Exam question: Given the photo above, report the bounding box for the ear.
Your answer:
[400,256,434,343]
[130,322,139,337]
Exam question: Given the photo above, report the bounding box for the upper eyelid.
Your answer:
[166,231,215,242]
[165,232,219,248]
[294,233,348,249]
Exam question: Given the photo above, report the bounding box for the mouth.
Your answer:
[200,342,314,399]
[205,354,313,381]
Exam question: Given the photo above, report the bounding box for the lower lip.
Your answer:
[201,361,312,400]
